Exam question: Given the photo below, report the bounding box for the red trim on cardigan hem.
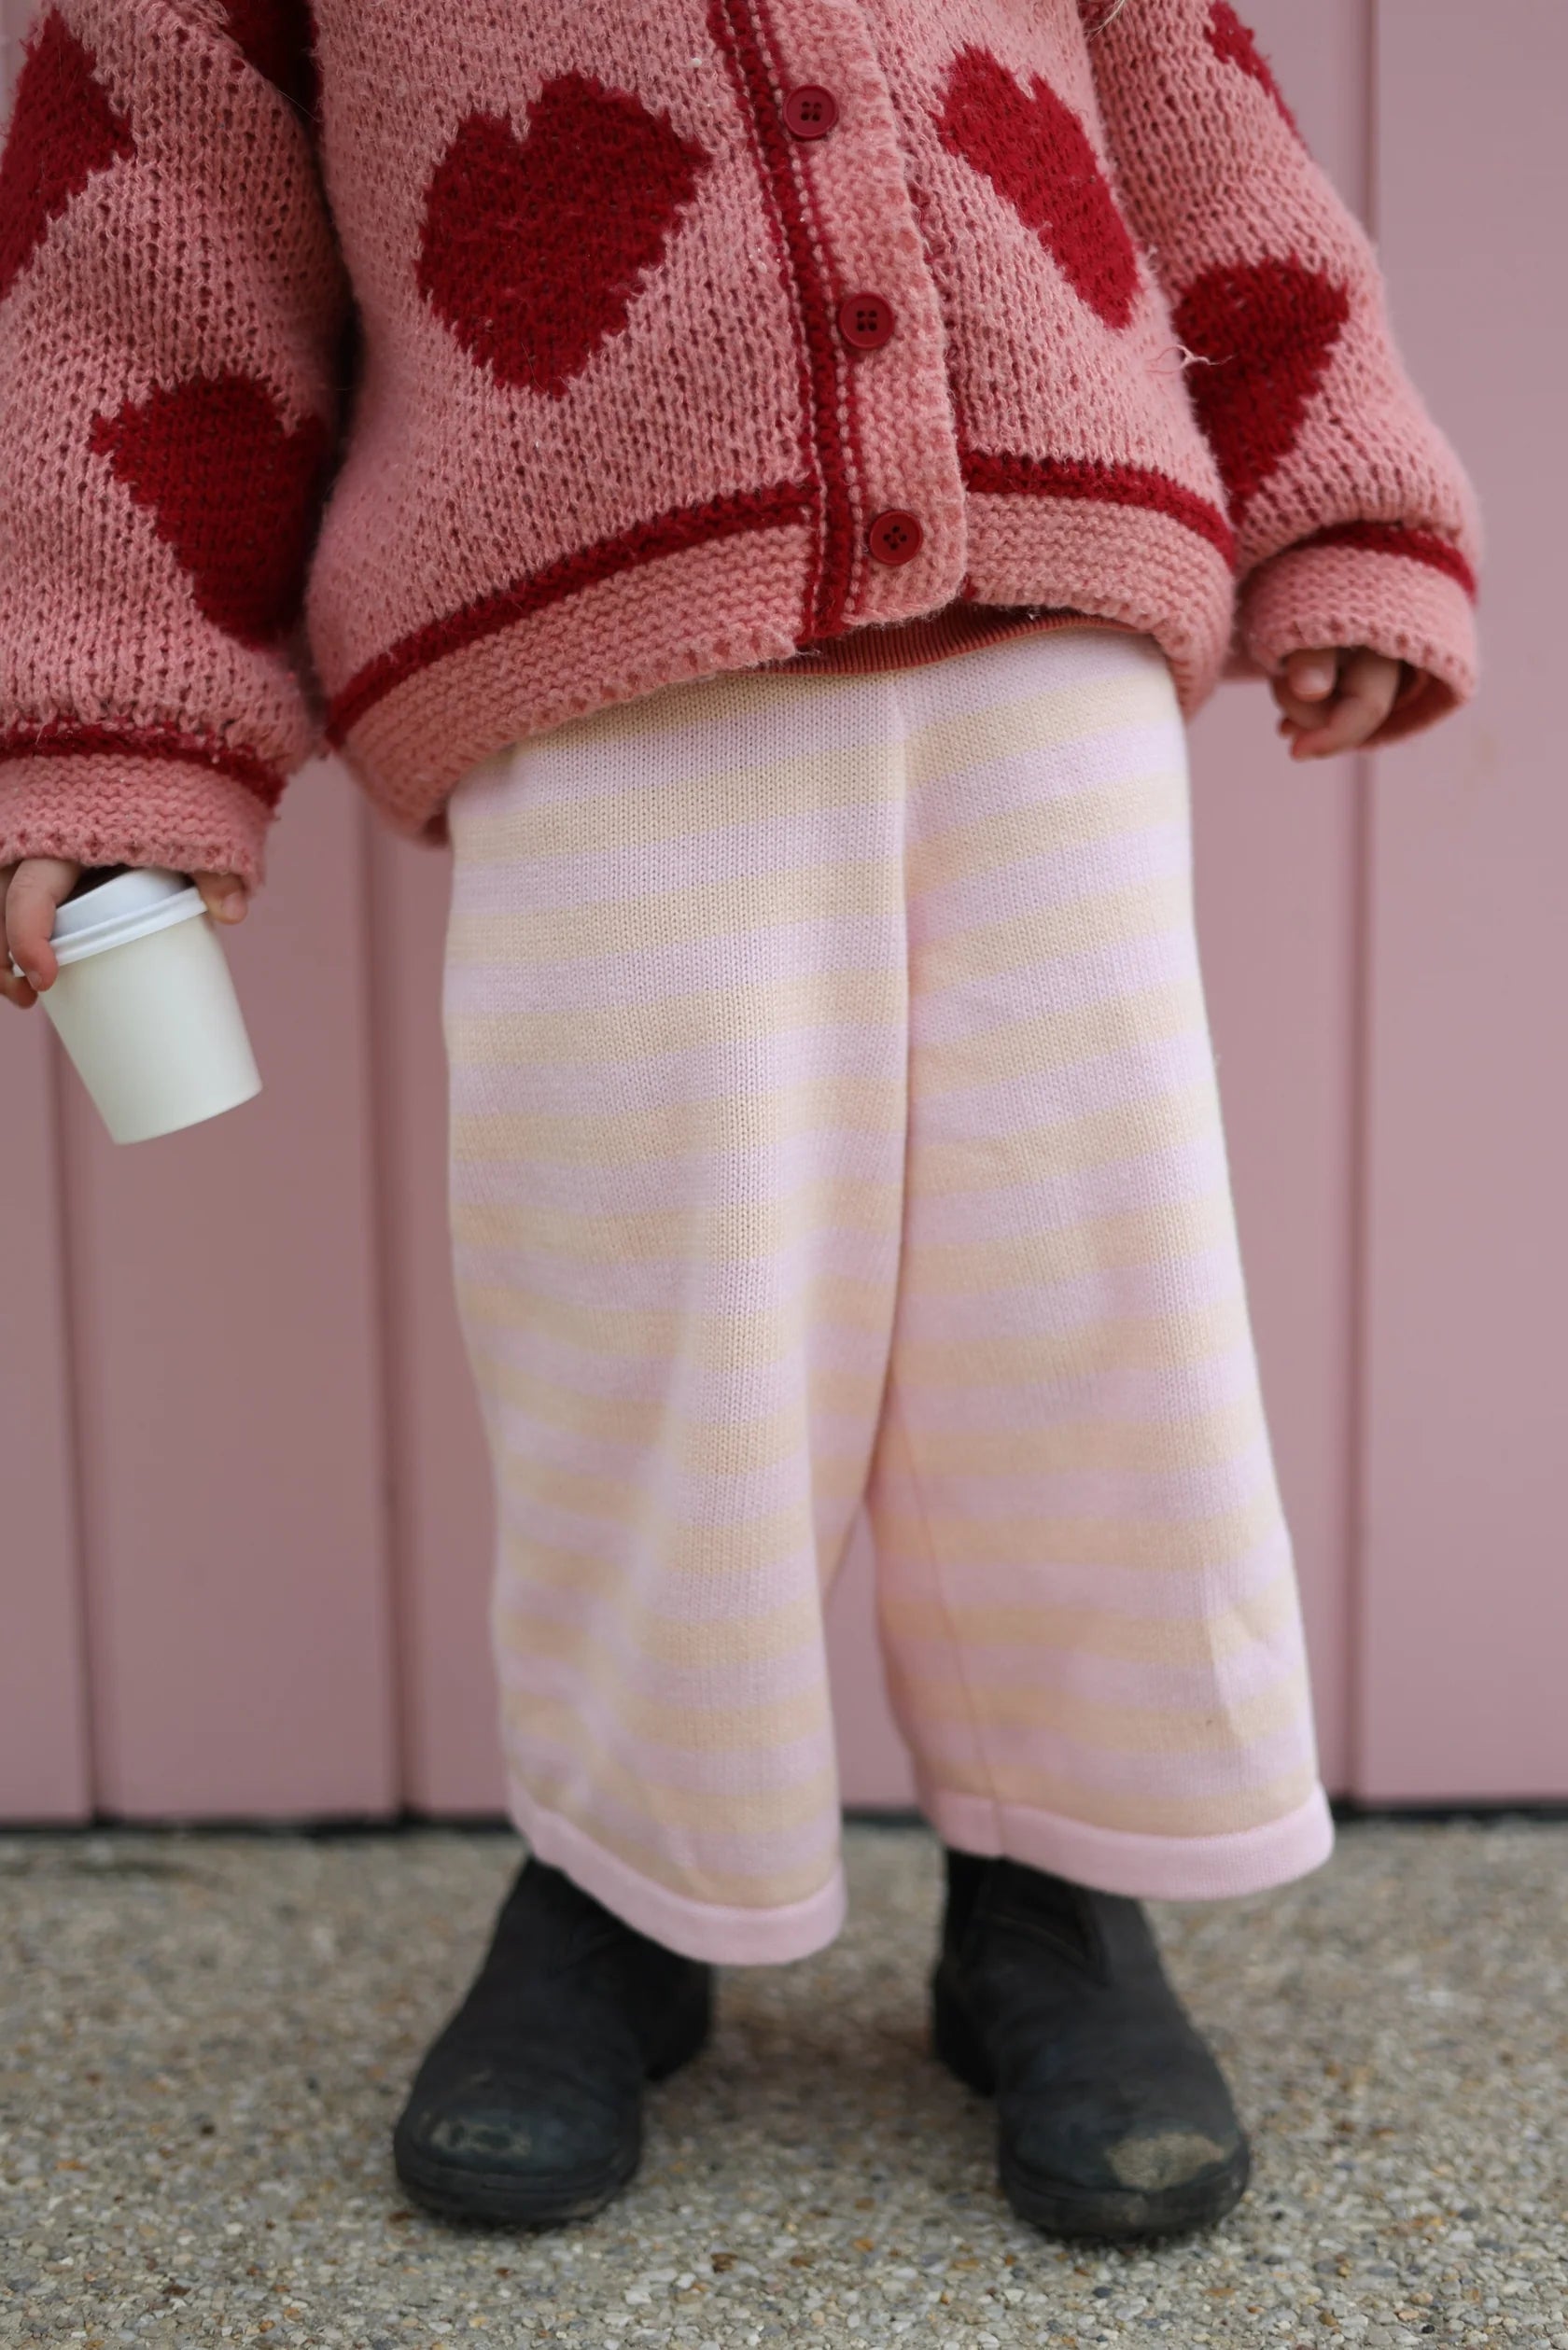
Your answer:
[1296,520,1477,602]
[324,480,813,743]
[0,720,285,807]
[962,449,1237,567]
[707,0,856,639]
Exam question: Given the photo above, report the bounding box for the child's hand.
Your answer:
[0,858,248,1009]
[1271,646,1414,759]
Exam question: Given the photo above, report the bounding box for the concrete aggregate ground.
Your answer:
[1,1817,1564,2349]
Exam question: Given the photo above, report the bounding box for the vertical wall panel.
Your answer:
[367,822,501,1813]
[1357,2,1568,1798]
[64,774,399,1815]
[1188,724,1363,1802]
[0,1025,91,1818]
[0,0,92,1821]
[1184,0,1370,1797]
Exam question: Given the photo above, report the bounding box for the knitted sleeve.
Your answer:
[0,0,350,888]
[1085,0,1479,744]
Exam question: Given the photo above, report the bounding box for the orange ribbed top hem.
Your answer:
[761,601,1137,678]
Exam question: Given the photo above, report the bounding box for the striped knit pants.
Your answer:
[442,624,1334,1965]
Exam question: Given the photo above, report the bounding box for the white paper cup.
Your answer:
[15,867,262,1144]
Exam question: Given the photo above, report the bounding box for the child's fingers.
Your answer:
[194,871,249,924]
[1282,647,1339,705]
[1,863,248,1007]
[1283,649,1403,759]
[0,868,36,1009]
[1,856,79,997]
[1271,650,1343,732]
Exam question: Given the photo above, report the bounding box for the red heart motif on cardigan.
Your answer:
[935,47,1138,330]
[1172,257,1350,519]
[220,0,320,121]
[0,9,135,306]
[89,371,333,647]
[1205,2,1299,137]
[416,75,710,399]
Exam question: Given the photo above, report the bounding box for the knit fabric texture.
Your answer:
[0,0,1481,888]
[445,624,1335,1957]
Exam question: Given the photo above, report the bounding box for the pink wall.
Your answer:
[2,2,1562,1822]
[1356,0,1568,1800]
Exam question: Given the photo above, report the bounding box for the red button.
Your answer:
[782,84,838,139]
[837,291,895,351]
[867,509,924,567]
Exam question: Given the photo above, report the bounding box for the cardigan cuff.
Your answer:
[1239,531,1478,748]
[0,749,278,888]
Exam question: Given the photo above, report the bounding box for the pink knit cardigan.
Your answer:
[0,0,1480,888]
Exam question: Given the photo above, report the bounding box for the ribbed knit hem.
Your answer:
[505,1779,848,1966]
[329,522,811,843]
[963,488,1236,720]
[1240,538,1478,746]
[0,751,276,888]
[921,1782,1335,1903]
[761,602,1133,678]
[327,491,1239,841]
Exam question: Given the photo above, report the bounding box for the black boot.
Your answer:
[932,1850,1249,2241]
[393,1855,713,2224]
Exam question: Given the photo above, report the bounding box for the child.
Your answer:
[0,0,1477,2241]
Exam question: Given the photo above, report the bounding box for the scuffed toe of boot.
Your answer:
[391,1857,713,2226]
[395,2049,644,2224]
[1002,2085,1250,2239]
[932,1852,1251,2242]
[415,2079,618,2174]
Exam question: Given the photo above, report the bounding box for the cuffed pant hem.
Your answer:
[506,1781,848,1965]
[921,1781,1335,1901]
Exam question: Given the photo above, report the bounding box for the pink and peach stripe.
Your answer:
[441,624,1333,1964]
